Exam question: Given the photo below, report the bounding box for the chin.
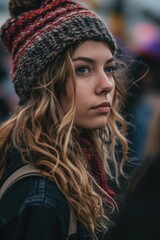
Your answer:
[76,117,108,129]
[91,119,108,129]
[81,122,107,130]
[93,124,107,129]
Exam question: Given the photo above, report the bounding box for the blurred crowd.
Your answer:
[0,0,160,159]
[0,41,18,123]
[0,0,18,123]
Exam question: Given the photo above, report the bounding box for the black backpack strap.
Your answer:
[0,164,77,237]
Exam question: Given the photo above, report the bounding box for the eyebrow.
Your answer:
[72,56,115,64]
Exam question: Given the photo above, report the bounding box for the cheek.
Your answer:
[110,81,116,103]
[59,80,73,114]
[76,81,91,105]
[74,86,90,122]
[75,89,86,113]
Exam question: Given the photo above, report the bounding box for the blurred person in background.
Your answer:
[0,43,18,123]
[108,96,160,240]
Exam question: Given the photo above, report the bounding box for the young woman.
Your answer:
[0,0,128,239]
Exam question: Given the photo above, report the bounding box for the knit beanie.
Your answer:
[0,0,117,104]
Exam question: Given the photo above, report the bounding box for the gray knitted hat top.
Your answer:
[0,0,117,104]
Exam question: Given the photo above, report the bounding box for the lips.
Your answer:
[91,102,111,114]
[92,102,111,109]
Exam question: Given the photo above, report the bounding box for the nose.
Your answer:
[95,72,114,95]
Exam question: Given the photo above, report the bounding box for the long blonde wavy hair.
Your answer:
[0,42,128,237]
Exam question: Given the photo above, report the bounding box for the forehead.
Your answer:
[73,40,113,59]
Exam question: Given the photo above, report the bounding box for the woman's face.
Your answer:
[61,40,116,129]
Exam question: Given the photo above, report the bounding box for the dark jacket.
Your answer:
[0,147,104,240]
[0,148,70,240]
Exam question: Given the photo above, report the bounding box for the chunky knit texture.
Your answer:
[0,0,117,104]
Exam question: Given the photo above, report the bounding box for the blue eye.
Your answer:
[104,66,116,74]
[75,66,89,75]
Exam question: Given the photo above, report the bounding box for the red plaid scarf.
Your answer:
[77,135,115,200]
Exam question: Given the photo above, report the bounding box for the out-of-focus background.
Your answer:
[0,0,18,123]
[0,0,160,161]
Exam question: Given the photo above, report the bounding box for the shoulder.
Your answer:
[1,174,69,208]
[0,175,70,225]
[23,175,69,208]
[0,145,70,219]
[0,176,70,239]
